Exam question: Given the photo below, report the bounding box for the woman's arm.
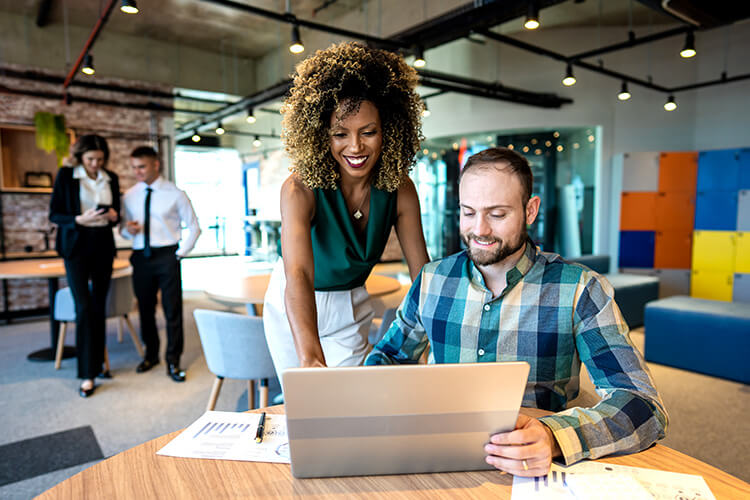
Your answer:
[394,177,430,280]
[49,168,77,228]
[279,175,326,367]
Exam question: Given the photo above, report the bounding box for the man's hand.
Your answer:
[484,414,561,477]
[299,357,327,368]
[104,208,118,223]
[126,220,142,234]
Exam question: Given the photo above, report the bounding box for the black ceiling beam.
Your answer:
[176,80,292,139]
[670,72,750,92]
[418,77,571,109]
[390,0,567,51]
[568,26,691,61]
[199,0,407,50]
[36,0,54,27]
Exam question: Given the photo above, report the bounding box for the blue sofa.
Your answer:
[644,296,750,383]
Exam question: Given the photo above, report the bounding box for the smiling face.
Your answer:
[81,150,106,179]
[130,155,160,185]
[459,164,540,268]
[329,100,383,182]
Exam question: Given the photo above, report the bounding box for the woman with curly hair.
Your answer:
[262,42,430,376]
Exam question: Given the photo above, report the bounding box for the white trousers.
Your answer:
[262,260,374,380]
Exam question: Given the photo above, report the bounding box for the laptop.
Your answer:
[282,361,530,478]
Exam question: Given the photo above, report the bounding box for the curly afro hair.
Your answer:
[281,41,424,192]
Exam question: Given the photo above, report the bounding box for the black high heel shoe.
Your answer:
[79,380,96,398]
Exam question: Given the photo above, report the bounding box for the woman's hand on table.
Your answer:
[484,413,561,477]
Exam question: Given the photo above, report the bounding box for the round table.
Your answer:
[205,273,402,314]
[0,258,130,361]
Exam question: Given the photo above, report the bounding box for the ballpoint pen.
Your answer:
[255,412,266,443]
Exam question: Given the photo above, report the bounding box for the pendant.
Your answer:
[353,209,363,220]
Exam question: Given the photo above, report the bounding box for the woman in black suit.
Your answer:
[49,134,120,397]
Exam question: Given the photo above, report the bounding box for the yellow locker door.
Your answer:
[692,230,736,272]
[690,270,734,301]
[736,232,750,273]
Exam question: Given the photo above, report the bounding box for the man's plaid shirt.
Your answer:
[365,242,668,465]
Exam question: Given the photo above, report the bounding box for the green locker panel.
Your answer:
[692,231,736,272]
[690,270,733,301]
[736,232,750,273]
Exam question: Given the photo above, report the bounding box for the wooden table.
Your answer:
[0,258,130,361]
[205,273,402,313]
[37,405,749,499]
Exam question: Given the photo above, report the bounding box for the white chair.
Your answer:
[193,309,277,411]
[54,269,144,370]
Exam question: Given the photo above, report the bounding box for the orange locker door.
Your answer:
[621,192,657,231]
[655,192,695,231]
[658,152,698,192]
[654,230,692,269]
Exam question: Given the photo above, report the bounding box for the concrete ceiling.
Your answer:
[0,0,679,62]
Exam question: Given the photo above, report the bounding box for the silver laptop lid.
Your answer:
[283,361,530,478]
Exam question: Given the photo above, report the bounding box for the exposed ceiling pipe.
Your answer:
[62,0,117,92]
[199,0,407,50]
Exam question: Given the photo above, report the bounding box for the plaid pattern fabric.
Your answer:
[365,242,668,465]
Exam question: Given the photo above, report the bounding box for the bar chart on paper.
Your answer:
[157,411,290,463]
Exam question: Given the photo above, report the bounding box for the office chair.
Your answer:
[193,309,277,411]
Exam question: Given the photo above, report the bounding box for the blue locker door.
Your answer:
[697,149,740,192]
[739,148,750,190]
[694,191,739,231]
[619,231,655,268]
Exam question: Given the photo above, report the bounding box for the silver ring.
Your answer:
[522,459,529,471]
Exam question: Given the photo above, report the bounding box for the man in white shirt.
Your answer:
[121,146,201,382]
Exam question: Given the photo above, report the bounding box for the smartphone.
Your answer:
[96,204,111,212]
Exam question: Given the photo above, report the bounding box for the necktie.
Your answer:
[144,187,152,258]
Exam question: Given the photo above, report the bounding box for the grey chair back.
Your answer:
[54,272,135,321]
[193,309,276,381]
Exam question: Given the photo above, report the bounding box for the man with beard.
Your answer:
[365,147,667,477]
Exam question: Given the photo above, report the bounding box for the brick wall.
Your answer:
[1,63,173,313]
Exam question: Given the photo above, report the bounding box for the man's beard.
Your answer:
[461,226,527,267]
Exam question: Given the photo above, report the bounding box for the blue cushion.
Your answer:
[645,296,750,383]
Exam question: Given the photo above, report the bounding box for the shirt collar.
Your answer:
[73,165,110,183]
[467,237,539,291]
[141,176,164,191]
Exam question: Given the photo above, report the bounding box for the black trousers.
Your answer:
[130,245,183,365]
[63,227,114,380]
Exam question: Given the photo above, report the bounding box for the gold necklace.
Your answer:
[351,187,370,220]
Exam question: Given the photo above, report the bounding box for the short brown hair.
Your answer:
[72,134,109,166]
[459,147,534,206]
[130,146,159,159]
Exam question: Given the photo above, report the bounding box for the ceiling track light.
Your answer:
[562,63,576,86]
[421,101,430,118]
[81,53,95,75]
[120,0,139,14]
[191,130,201,142]
[664,95,677,111]
[289,25,305,54]
[524,0,540,30]
[246,106,257,124]
[413,46,426,68]
[253,135,262,148]
[216,122,225,135]
[617,81,631,101]
[680,31,696,58]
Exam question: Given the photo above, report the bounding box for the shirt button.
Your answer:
[478,349,485,356]
[483,304,490,311]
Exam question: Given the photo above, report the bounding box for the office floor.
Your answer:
[0,259,748,498]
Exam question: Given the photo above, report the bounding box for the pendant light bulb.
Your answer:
[421,102,430,118]
[120,0,139,14]
[680,31,696,58]
[524,0,540,30]
[289,26,305,54]
[246,107,257,124]
[562,63,576,86]
[617,81,631,101]
[253,135,262,148]
[413,46,426,68]
[664,95,677,111]
[191,131,201,143]
[215,122,225,135]
[81,53,95,75]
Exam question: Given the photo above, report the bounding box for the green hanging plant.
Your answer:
[34,111,70,167]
